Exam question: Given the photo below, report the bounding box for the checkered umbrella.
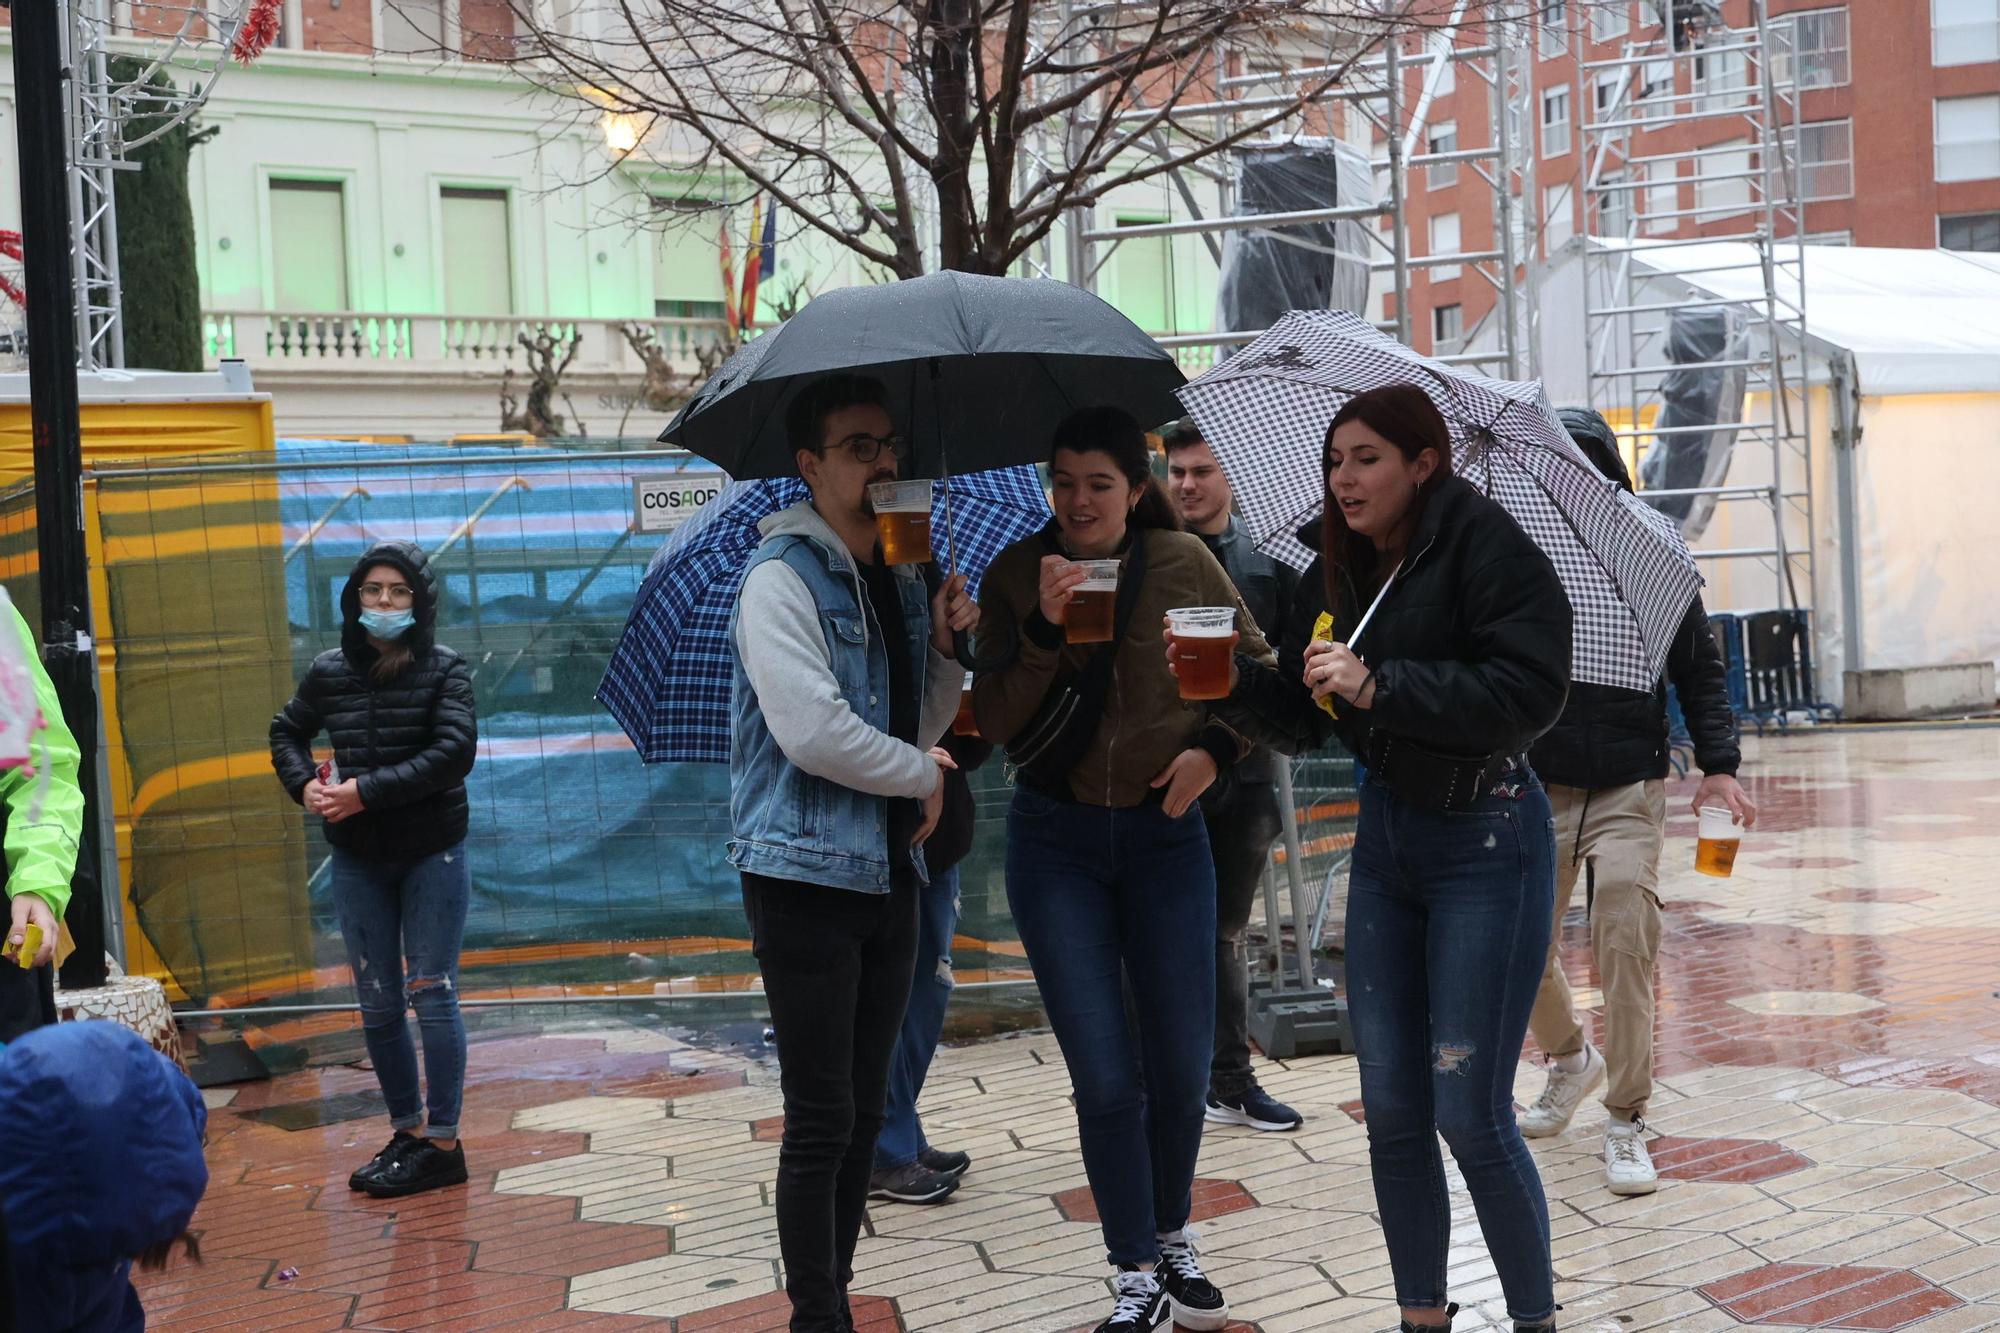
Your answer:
[1177,309,1700,693]
[596,469,1049,763]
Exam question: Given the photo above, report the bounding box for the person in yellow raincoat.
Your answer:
[0,593,83,1041]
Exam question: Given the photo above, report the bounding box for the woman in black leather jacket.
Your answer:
[270,540,477,1200]
[1193,385,1572,1333]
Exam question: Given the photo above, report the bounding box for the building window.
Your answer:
[1542,86,1572,158]
[1936,95,2000,183]
[1541,0,1569,58]
[1432,49,1456,96]
[1112,217,1174,333]
[1696,140,1754,219]
[1430,212,1462,281]
[1428,122,1458,189]
[652,196,727,317]
[1941,212,2000,249]
[1805,231,1853,246]
[1595,71,1626,124]
[1433,303,1464,354]
[1637,59,1674,122]
[1593,2,1630,42]
[1693,48,1750,109]
[1784,7,1850,90]
[268,179,349,312]
[1934,0,2000,67]
[377,0,447,55]
[1798,121,1854,201]
[1543,183,1576,253]
[439,188,513,315]
[1597,170,1632,237]
[1645,169,1680,235]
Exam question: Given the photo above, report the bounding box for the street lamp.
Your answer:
[602,112,642,156]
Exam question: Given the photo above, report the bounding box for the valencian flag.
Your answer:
[718,211,739,336]
[738,196,777,329]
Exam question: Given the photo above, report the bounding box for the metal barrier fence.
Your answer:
[2,441,1357,1030]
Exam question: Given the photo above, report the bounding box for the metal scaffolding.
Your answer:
[1574,1,1813,627]
[51,0,255,371]
[1049,2,1544,380]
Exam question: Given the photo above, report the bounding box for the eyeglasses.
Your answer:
[827,432,909,464]
[359,582,416,607]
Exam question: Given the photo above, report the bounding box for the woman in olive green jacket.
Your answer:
[971,407,1272,1333]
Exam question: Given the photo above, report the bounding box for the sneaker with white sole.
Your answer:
[1517,1042,1606,1138]
[866,1161,960,1205]
[1205,1085,1305,1132]
[1091,1268,1165,1333]
[1155,1227,1229,1330]
[1604,1119,1659,1195]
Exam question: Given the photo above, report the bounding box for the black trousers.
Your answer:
[1204,781,1284,1099]
[742,871,919,1333]
[0,959,55,1045]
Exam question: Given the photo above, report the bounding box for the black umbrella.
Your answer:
[660,271,1188,481]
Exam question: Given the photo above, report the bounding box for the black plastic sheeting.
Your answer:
[1217,140,1376,333]
[1639,306,1747,541]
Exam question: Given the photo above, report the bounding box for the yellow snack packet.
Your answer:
[1310,612,1339,718]
[8,923,42,969]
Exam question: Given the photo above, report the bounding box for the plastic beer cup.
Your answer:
[868,481,932,565]
[1166,607,1238,700]
[1063,560,1121,644]
[1695,805,1742,877]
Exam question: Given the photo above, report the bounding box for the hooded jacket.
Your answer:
[1220,476,1572,768]
[1529,408,1741,787]
[269,541,478,862]
[0,1020,208,1333]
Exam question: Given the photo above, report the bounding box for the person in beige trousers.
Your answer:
[1517,409,1757,1195]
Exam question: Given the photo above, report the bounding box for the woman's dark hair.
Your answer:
[136,1231,203,1273]
[1320,384,1454,613]
[1049,406,1183,534]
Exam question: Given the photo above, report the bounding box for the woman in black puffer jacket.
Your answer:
[1195,385,1572,1333]
[270,540,477,1200]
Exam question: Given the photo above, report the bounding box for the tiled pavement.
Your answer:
[137,722,2000,1331]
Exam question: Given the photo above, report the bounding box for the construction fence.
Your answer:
[1,440,1357,1029]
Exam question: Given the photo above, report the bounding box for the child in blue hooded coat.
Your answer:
[0,1020,208,1332]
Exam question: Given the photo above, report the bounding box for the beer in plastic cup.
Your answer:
[1695,805,1741,877]
[952,674,980,737]
[1063,559,1121,644]
[868,481,932,566]
[1167,607,1238,701]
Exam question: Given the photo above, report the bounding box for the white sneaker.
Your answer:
[1604,1119,1659,1195]
[1517,1042,1606,1138]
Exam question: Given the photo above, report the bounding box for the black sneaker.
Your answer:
[1092,1268,1165,1332]
[363,1138,468,1198]
[1399,1302,1460,1333]
[1205,1085,1305,1132]
[1156,1228,1228,1330]
[918,1146,971,1178]
[866,1162,960,1205]
[347,1132,419,1191]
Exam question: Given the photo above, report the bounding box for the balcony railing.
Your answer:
[202,310,734,377]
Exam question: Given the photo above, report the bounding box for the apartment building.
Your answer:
[1395,0,2000,355]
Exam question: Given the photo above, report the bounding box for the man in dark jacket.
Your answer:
[1162,419,1304,1133]
[1518,407,1758,1196]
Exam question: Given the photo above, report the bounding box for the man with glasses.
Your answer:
[730,373,978,1332]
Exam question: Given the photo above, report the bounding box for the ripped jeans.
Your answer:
[1346,773,1557,1324]
[331,843,471,1140]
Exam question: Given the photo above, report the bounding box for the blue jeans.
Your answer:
[1346,775,1557,1325]
[1006,788,1216,1266]
[875,866,961,1171]
[331,843,471,1140]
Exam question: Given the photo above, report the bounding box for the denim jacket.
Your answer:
[728,501,961,892]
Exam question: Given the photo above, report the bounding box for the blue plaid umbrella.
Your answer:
[597,468,1049,763]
